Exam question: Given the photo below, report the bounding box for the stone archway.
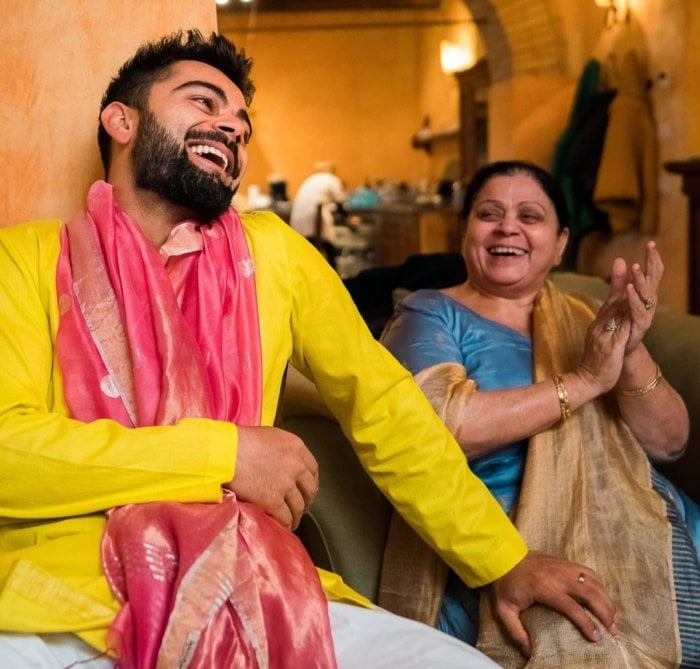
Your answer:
[462,0,567,82]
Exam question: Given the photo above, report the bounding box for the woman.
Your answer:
[381,161,699,668]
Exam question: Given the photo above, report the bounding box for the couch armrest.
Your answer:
[280,367,392,601]
[643,310,700,501]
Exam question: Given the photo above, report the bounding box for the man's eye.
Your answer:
[193,96,213,110]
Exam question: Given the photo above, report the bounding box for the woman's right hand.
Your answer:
[574,296,631,397]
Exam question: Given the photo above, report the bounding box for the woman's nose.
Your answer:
[497,212,518,233]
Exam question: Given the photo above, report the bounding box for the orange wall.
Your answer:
[487,0,697,311]
[219,0,473,198]
[0,1,216,227]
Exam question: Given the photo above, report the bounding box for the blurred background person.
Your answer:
[290,161,360,269]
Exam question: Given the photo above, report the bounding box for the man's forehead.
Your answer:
[156,60,245,104]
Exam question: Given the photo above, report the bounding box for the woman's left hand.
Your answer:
[608,241,662,355]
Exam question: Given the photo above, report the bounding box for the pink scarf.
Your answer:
[56,181,336,668]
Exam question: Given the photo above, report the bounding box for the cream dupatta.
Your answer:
[379,280,681,667]
[477,281,680,668]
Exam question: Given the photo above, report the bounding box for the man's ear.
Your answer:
[100,101,138,146]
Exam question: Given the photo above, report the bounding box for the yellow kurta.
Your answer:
[0,212,526,651]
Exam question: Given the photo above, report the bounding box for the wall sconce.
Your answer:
[440,39,477,75]
[594,0,630,28]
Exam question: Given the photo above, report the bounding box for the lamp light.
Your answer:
[440,39,477,75]
[594,0,630,27]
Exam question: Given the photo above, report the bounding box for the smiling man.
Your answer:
[0,30,616,668]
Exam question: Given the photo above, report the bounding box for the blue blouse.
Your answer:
[382,288,531,514]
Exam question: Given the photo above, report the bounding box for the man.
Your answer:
[0,30,616,667]
[289,161,360,269]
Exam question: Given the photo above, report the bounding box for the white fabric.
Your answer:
[289,171,347,241]
[329,602,503,669]
[0,604,503,668]
[0,633,114,667]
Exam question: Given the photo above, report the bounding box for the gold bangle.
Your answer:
[617,364,663,397]
[553,374,572,420]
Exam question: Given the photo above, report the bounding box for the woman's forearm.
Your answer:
[615,346,689,460]
[449,371,604,459]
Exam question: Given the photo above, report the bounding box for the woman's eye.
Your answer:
[477,209,500,221]
[520,212,542,223]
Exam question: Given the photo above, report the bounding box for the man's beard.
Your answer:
[130,109,239,221]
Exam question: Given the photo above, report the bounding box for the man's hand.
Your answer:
[226,425,319,530]
[489,551,618,657]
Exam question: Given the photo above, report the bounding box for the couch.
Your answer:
[279,271,700,604]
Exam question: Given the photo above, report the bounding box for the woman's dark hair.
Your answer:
[460,161,569,230]
[97,29,255,172]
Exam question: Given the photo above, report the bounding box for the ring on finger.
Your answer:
[604,317,619,333]
[642,296,655,310]
[578,573,586,584]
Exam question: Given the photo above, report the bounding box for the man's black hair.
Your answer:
[97,29,254,172]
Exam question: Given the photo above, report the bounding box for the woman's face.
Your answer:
[462,172,569,298]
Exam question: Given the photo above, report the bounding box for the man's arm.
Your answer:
[281,223,526,585]
[0,221,320,526]
[276,221,616,645]
[0,222,236,518]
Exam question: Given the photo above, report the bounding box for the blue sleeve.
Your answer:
[381,291,463,375]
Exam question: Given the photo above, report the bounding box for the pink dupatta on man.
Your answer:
[55,181,336,668]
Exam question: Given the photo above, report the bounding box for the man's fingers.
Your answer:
[494,602,532,657]
[297,468,320,510]
[301,448,319,479]
[284,487,307,530]
[540,589,602,642]
[270,500,294,530]
[572,575,618,633]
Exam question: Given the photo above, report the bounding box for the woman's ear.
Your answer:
[555,227,570,265]
[99,101,137,146]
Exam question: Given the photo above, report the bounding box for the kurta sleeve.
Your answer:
[0,222,237,520]
[278,224,527,588]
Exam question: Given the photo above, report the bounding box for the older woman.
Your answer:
[381,161,699,668]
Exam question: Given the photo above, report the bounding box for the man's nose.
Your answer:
[214,114,247,145]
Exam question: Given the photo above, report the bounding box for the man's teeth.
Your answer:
[190,145,228,171]
[489,246,526,256]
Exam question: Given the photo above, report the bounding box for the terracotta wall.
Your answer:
[0,0,216,227]
[485,0,698,312]
[218,0,473,198]
[9,2,693,309]
[572,0,697,312]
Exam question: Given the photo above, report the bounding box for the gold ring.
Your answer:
[578,573,586,584]
[643,296,655,310]
[604,317,618,333]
